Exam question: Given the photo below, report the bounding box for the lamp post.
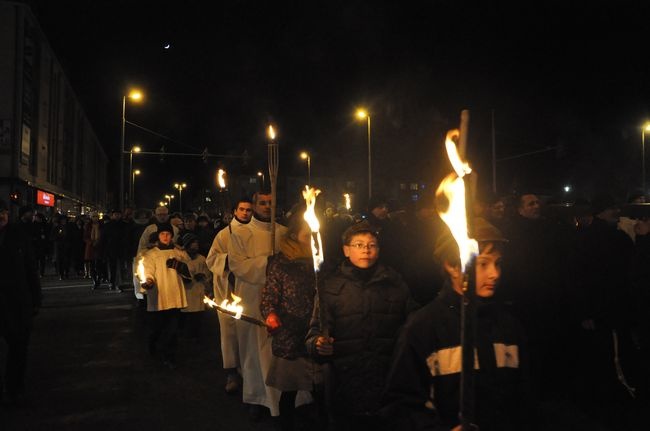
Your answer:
[129,146,141,205]
[120,89,143,210]
[643,123,650,192]
[300,152,311,185]
[356,109,372,200]
[132,169,140,207]
[164,194,175,208]
[174,183,187,212]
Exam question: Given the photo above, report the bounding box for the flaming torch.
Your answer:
[267,125,279,255]
[302,186,328,336]
[343,193,351,211]
[203,295,268,327]
[217,169,226,190]
[135,256,146,284]
[303,186,324,272]
[435,110,478,430]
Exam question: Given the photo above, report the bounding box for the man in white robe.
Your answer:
[229,191,296,418]
[206,198,253,393]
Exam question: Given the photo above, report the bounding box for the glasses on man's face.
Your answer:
[347,242,379,251]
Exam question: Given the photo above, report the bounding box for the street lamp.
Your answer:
[643,123,650,192]
[356,108,372,200]
[300,152,311,185]
[174,183,187,212]
[164,194,175,207]
[132,169,141,207]
[129,145,141,205]
[120,89,143,210]
[257,171,265,189]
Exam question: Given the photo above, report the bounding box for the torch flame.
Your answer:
[302,186,324,272]
[203,294,244,320]
[220,293,243,319]
[136,256,146,282]
[343,193,351,211]
[217,169,226,189]
[436,129,478,272]
[267,125,276,140]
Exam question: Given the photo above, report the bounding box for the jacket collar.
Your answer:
[250,215,272,231]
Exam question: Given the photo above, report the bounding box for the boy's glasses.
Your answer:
[348,242,379,251]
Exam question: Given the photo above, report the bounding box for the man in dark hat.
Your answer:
[0,198,42,405]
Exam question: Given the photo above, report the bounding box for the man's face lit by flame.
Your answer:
[254,194,272,221]
[234,202,253,223]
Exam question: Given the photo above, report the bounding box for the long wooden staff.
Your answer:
[267,126,279,255]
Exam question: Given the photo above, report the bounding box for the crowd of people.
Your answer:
[2,186,650,430]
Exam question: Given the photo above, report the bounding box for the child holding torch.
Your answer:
[305,221,415,429]
[260,204,321,431]
[383,218,530,430]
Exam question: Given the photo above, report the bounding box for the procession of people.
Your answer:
[2,184,650,430]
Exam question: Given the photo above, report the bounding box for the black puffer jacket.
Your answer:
[383,284,530,431]
[306,260,415,416]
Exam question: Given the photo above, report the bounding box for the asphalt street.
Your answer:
[0,272,315,431]
[1,269,646,430]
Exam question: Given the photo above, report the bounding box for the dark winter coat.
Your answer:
[305,260,415,416]
[0,223,42,335]
[100,220,127,259]
[573,216,635,329]
[383,284,530,431]
[260,252,315,359]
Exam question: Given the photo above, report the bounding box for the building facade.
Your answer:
[0,2,108,220]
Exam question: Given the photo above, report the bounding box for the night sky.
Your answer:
[25,0,650,208]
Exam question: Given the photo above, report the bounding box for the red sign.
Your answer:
[36,190,55,207]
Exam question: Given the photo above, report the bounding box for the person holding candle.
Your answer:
[205,197,253,394]
[140,223,192,370]
[306,220,415,429]
[382,217,530,431]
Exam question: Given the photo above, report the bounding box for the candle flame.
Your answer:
[436,129,478,272]
[267,125,276,140]
[343,193,351,211]
[217,169,226,189]
[302,186,324,272]
[136,256,146,282]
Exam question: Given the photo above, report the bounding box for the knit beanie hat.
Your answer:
[156,222,174,235]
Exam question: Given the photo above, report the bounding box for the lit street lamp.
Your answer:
[300,152,311,185]
[164,194,175,208]
[356,109,372,200]
[132,169,141,207]
[120,89,143,210]
[643,123,650,192]
[129,146,141,205]
[174,183,187,212]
